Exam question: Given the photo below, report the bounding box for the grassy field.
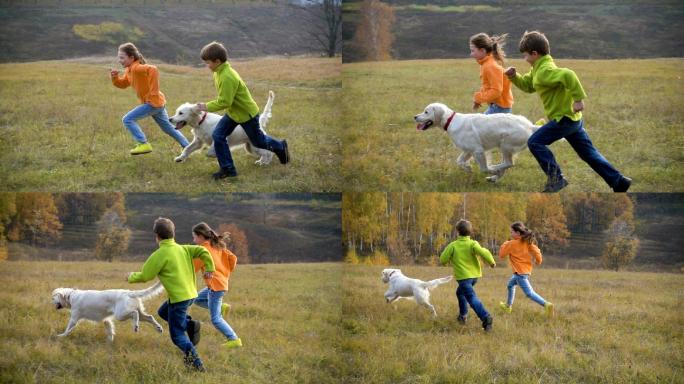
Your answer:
[0,261,343,384]
[341,58,684,192]
[341,264,684,383]
[0,56,341,192]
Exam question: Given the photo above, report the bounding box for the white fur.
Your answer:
[414,102,542,182]
[51,281,165,342]
[169,90,276,165]
[381,268,452,317]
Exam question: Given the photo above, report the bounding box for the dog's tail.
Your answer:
[422,276,453,290]
[259,90,275,130]
[129,281,165,301]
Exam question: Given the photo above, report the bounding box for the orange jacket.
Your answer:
[474,54,513,108]
[499,239,542,275]
[111,60,166,108]
[193,241,237,291]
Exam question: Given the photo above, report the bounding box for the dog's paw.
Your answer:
[134,325,139,332]
[156,325,163,333]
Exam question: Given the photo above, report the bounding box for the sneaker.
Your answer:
[457,315,467,325]
[613,176,632,193]
[187,319,201,346]
[276,139,290,164]
[482,316,493,332]
[221,303,231,318]
[542,177,568,193]
[499,302,512,314]
[223,338,242,349]
[544,302,555,317]
[183,352,206,372]
[212,168,237,180]
[130,142,152,155]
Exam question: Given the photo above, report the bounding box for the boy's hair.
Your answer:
[470,32,508,65]
[455,219,472,236]
[511,221,536,244]
[192,222,229,250]
[118,42,146,64]
[153,217,175,240]
[200,41,228,63]
[518,31,550,56]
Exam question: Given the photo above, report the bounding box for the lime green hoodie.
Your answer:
[206,62,259,124]
[509,55,587,122]
[128,239,215,304]
[440,236,495,280]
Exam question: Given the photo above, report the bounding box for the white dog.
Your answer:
[169,91,275,165]
[381,268,453,317]
[51,281,165,342]
[414,102,543,182]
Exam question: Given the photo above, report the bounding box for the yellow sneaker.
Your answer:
[499,302,512,314]
[544,302,555,317]
[130,142,152,155]
[223,338,242,349]
[221,303,231,318]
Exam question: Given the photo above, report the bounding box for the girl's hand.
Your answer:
[573,100,584,113]
[125,272,133,282]
[472,101,481,111]
[203,271,214,280]
[196,103,208,112]
[110,69,119,77]
[504,67,516,78]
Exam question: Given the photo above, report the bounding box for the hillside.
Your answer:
[342,0,684,62]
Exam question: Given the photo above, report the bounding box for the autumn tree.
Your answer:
[352,0,395,61]
[94,208,131,262]
[218,223,249,264]
[342,192,387,253]
[602,218,639,271]
[8,193,62,245]
[525,193,570,253]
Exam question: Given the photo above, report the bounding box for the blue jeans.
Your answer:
[157,299,199,357]
[527,117,623,186]
[484,103,512,114]
[193,287,238,340]
[506,274,546,306]
[456,278,490,320]
[122,103,189,147]
[213,114,283,171]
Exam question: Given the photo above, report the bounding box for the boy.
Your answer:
[127,217,215,372]
[505,31,631,192]
[196,41,290,180]
[440,219,496,332]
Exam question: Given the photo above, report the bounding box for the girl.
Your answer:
[110,42,189,155]
[191,222,242,349]
[469,33,513,114]
[498,221,554,316]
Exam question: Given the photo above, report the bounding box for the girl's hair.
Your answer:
[470,32,508,65]
[118,42,146,64]
[455,219,472,236]
[192,222,229,250]
[511,221,536,244]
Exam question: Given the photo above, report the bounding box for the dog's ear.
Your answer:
[432,105,444,125]
[189,104,201,115]
[58,289,71,308]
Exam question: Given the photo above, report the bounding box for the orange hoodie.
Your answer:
[474,54,513,108]
[193,241,237,291]
[111,60,166,108]
[499,238,542,275]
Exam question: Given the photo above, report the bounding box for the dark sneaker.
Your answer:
[457,315,467,325]
[613,176,632,192]
[276,140,290,164]
[212,168,237,180]
[183,352,206,372]
[542,177,568,193]
[482,316,493,332]
[187,319,201,346]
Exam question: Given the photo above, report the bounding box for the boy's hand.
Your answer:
[196,103,208,112]
[110,69,119,77]
[504,67,516,78]
[203,271,214,280]
[490,263,496,268]
[472,101,481,111]
[573,100,585,113]
[125,272,133,282]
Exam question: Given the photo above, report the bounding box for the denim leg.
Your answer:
[151,106,189,148]
[122,104,155,143]
[167,299,196,355]
[457,279,490,320]
[527,117,581,180]
[212,115,239,171]
[157,300,169,322]
[455,283,469,318]
[565,123,623,187]
[208,289,238,340]
[517,275,546,306]
[193,287,210,309]
[484,104,512,114]
[506,275,518,306]
[240,115,284,153]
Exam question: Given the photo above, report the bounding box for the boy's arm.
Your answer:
[536,66,587,101]
[473,242,496,267]
[111,70,131,89]
[530,243,543,265]
[185,245,215,272]
[146,66,162,103]
[439,243,452,266]
[206,76,238,113]
[128,253,163,283]
[507,67,535,93]
[474,66,503,104]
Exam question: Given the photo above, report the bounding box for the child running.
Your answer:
[469,33,513,114]
[498,221,554,316]
[440,219,496,332]
[110,43,189,155]
[190,222,242,349]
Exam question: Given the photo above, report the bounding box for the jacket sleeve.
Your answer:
[509,70,535,93]
[128,253,164,283]
[536,66,587,101]
[185,245,215,272]
[529,243,543,265]
[224,249,237,272]
[206,75,238,113]
[498,241,510,260]
[192,257,205,274]
[474,66,503,104]
[439,243,452,266]
[473,241,496,266]
[146,66,162,103]
[111,70,131,89]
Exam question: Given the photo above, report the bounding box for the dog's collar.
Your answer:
[198,112,208,126]
[443,112,456,131]
[388,270,397,277]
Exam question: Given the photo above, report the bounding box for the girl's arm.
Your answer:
[146,66,162,103]
[111,70,131,89]
[529,243,543,265]
[498,241,510,260]
[474,66,504,104]
[223,249,237,272]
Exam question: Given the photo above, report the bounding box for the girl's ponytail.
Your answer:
[511,221,536,244]
[470,33,508,66]
[192,222,227,249]
[118,42,146,64]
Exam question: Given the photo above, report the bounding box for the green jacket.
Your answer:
[439,236,495,280]
[128,239,215,304]
[206,62,259,124]
[509,55,587,122]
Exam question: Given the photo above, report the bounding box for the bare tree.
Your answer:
[300,0,342,57]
